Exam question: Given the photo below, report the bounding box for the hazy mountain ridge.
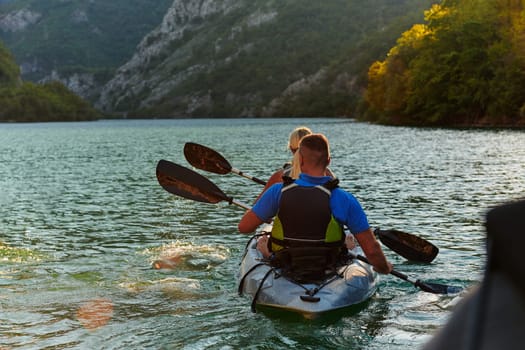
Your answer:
[97,0,437,117]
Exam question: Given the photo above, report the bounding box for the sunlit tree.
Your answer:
[365,0,525,126]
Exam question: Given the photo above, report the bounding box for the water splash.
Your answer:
[142,240,229,270]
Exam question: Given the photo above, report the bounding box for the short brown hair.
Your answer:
[298,133,330,168]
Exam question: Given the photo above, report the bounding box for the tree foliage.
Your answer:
[365,0,525,126]
[0,40,100,122]
[0,81,100,122]
[0,40,19,86]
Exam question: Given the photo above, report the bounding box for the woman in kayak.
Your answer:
[257,126,335,199]
[239,133,392,275]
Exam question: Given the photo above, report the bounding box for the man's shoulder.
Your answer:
[259,183,284,201]
[330,187,360,204]
[330,186,350,196]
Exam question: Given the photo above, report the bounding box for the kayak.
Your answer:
[238,225,378,319]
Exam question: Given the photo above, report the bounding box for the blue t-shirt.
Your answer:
[251,173,370,234]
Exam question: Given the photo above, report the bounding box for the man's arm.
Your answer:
[354,228,393,274]
[238,209,264,234]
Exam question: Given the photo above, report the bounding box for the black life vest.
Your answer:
[269,177,346,283]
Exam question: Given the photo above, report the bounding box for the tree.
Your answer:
[365,0,525,126]
[0,41,20,86]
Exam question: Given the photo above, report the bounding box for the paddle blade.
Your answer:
[375,228,439,263]
[156,159,229,204]
[184,142,232,175]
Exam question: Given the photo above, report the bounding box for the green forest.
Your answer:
[0,41,100,122]
[365,0,525,127]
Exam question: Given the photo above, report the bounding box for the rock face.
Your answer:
[0,8,40,32]
[95,0,333,116]
[41,71,98,100]
[96,0,241,114]
[94,0,410,117]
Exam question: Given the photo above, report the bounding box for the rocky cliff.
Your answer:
[96,0,240,114]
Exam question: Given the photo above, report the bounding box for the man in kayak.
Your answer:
[254,126,356,248]
[238,133,392,275]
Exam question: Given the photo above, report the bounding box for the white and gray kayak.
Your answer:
[238,226,378,319]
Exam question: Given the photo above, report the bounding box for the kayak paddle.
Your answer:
[184,142,267,185]
[374,228,438,264]
[156,159,250,210]
[348,251,462,295]
[183,142,439,263]
[156,159,461,295]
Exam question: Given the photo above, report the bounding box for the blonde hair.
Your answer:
[288,126,312,178]
[288,126,312,151]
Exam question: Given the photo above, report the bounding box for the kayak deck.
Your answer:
[238,233,378,319]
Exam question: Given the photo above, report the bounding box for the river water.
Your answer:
[0,118,523,349]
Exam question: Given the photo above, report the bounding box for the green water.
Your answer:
[0,118,523,349]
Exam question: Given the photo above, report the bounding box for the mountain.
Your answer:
[0,0,173,100]
[1,0,438,118]
[96,0,438,117]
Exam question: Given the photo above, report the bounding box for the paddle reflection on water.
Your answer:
[152,255,183,269]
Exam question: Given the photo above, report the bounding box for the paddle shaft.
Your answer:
[231,167,266,185]
[230,198,250,211]
[348,251,459,294]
